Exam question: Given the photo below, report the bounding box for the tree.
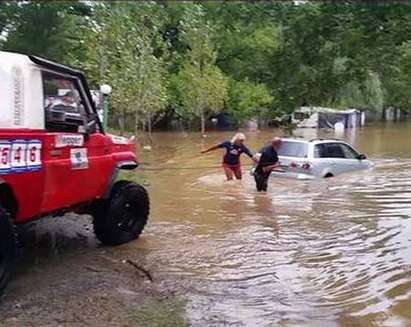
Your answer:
[173,5,228,135]
[170,61,227,133]
[2,1,91,62]
[3,1,411,131]
[0,2,18,41]
[79,2,168,134]
[388,41,411,111]
[227,79,274,126]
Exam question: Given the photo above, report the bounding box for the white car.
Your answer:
[264,138,373,179]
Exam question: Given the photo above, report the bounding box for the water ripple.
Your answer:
[140,137,411,326]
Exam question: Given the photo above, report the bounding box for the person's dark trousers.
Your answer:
[254,171,270,192]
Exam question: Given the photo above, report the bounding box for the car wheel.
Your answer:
[324,173,334,178]
[93,181,149,246]
[0,205,17,296]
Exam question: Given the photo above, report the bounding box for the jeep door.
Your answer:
[40,72,112,212]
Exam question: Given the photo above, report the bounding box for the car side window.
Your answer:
[43,72,86,133]
[324,143,346,158]
[339,143,359,159]
[315,143,347,158]
[314,144,326,158]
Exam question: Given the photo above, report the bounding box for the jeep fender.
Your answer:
[117,160,138,170]
[103,161,138,199]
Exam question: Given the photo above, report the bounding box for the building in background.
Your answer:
[292,106,364,130]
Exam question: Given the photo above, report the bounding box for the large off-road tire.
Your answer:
[93,181,149,246]
[0,205,17,297]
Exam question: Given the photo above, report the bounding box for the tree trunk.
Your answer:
[200,107,206,136]
[120,109,125,136]
[199,58,206,136]
[134,110,139,135]
[147,110,152,136]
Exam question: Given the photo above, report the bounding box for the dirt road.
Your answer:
[0,214,188,327]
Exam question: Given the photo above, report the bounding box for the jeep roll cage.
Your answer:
[29,55,105,134]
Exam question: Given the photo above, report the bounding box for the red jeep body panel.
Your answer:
[0,51,139,223]
[0,129,137,223]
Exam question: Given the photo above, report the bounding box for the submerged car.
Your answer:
[269,138,373,179]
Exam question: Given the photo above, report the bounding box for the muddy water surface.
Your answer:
[135,122,411,326]
[3,122,411,326]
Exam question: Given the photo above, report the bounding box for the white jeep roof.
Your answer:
[0,51,44,129]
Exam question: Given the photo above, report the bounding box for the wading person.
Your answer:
[254,137,282,192]
[201,133,256,181]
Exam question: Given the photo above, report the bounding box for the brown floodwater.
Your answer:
[133,121,411,326]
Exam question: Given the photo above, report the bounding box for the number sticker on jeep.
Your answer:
[0,139,42,174]
[11,140,28,171]
[26,140,42,171]
[0,141,12,173]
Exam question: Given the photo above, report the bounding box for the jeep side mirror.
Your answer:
[357,154,367,160]
[86,116,97,133]
[79,114,98,141]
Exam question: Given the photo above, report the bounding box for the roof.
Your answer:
[280,137,349,144]
[0,50,85,77]
[281,137,309,143]
[0,50,100,130]
[0,51,44,129]
[0,51,35,70]
[297,106,361,114]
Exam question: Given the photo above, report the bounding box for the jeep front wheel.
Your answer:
[92,181,149,246]
[0,206,16,296]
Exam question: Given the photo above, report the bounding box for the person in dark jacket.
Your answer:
[254,137,282,191]
[201,133,256,180]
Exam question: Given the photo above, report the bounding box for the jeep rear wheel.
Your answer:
[93,181,149,246]
[0,206,16,296]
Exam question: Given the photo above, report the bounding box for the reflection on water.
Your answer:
[136,122,411,326]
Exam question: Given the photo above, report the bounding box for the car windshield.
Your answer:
[277,141,308,158]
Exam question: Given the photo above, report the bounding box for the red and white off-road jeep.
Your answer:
[0,51,149,295]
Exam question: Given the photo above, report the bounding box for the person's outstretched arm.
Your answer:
[243,145,258,163]
[201,144,221,154]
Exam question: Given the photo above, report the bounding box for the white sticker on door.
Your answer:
[55,134,84,148]
[70,148,88,170]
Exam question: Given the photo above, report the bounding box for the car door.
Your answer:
[324,142,359,175]
[313,143,353,176]
[40,72,109,213]
[339,143,369,171]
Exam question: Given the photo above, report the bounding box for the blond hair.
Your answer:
[231,133,246,144]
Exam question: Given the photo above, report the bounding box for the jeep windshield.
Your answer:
[277,141,308,158]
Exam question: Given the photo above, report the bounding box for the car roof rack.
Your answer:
[309,138,343,142]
